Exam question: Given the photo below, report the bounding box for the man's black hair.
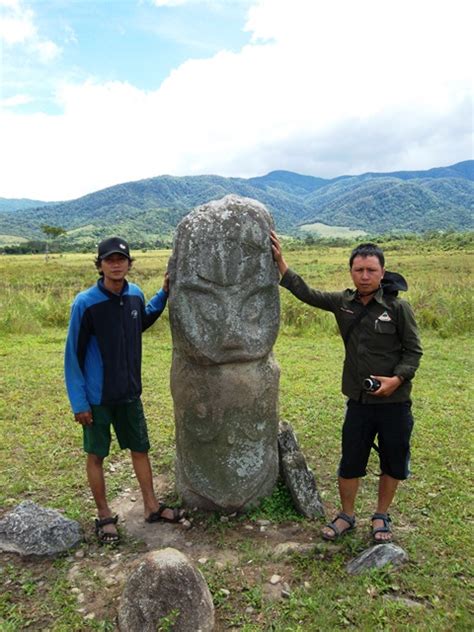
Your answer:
[349,243,385,268]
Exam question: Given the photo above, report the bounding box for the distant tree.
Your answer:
[41,224,66,260]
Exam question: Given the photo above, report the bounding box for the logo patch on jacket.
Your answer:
[131,309,138,319]
[378,311,392,322]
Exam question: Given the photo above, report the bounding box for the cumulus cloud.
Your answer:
[0,0,472,200]
[0,0,60,60]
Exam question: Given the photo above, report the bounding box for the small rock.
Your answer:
[245,606,254,614]
[273,542,316,557]
[383,595,424,609]
[304,581,311,589]
[220,516,229,523]
[260,526,266,532]
[180,519,192,530]
[104,576,117,587]
[74,549,85,559]
[269,574,281,585]
[198,558,208,565]
[71,587,81,594]
[84,613,95,620]
[281,582,291,598]
[219,588,230,597]
[256,519,271,526]
[129,497,137,503]
[244,525,254,530]
[346,544,408,575]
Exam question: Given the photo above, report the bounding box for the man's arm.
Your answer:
[270,230,339,312]
[64,298,93,422]
[142,272,169,331]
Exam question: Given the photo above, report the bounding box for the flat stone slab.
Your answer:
[278,422,325,519]
[0,500,83,556]
[346,543,408,575]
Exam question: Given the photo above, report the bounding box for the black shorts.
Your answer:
[338,399,414,480]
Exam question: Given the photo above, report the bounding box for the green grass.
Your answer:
[0,243,473,630]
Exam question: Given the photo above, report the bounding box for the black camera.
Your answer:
[363,377,381,392]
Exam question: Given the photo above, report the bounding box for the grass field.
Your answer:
[0,241,473,630]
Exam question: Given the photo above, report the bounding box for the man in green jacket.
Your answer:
[271,232,422,543]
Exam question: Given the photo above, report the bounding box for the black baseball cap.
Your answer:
[97,237,131,260]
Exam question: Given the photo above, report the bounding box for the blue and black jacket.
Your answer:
[65,278,168,413]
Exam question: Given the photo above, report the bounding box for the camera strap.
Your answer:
[343,306,381,458]
[343,306,369,348]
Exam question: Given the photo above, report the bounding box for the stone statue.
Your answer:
[168,195,280,512]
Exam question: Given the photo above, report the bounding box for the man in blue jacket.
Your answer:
[65,237,182,543]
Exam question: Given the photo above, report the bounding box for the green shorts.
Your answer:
[84,399,150,457]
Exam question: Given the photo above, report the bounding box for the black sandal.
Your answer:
[371,512,392,543]
[95,515,120,545]
[321,512,356,541]
[145,503,186,524]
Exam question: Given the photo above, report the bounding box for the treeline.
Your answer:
[1,237,173,255]
[2,230,472,256]
[284,230,473,251]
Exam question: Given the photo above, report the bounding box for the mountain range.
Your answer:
[0,160,472,248]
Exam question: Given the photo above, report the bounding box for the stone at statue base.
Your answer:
[0,501,82,556]
[118,548,214,632]
[278,422,325,519]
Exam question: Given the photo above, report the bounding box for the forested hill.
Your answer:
[0,160,472,248]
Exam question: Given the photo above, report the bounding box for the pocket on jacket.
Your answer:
[374,320,396,334]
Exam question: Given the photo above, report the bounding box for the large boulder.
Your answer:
[168,195,281,512]
[0,501,82,556]
[118,548,214,632]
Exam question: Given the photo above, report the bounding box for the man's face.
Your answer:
[99,253,130,283]
[350,255,384,295]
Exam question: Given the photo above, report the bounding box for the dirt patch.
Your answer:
[1,476,329,630]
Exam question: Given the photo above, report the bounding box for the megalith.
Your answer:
[168,194,280,512]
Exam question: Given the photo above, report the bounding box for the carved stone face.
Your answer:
[168,195,280,364]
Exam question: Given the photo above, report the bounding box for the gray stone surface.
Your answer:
[168,195,281,512]
[346,543,408,575]
[278,422,325,519]
[0,501,82,556]
[118,548,214,632]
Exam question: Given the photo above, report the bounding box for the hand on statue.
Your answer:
[163,271,170,293]
[370,375,403,397]
[270,230,288,276]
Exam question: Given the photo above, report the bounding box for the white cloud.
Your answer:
[0,94,32,107]
[0,0,472,200]
[0,0,61,60]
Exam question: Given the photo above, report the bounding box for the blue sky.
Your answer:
[0,0,472,200]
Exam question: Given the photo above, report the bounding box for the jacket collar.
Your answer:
[347,286,390,308]
[97,278,129,299]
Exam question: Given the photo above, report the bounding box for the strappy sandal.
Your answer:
[95,515,120,545]
[321,511,356,541]
[145,503,186,524]
[371,512,392,543]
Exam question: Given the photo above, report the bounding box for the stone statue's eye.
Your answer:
[242,294,262,322]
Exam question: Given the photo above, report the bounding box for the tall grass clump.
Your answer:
[0,245,472,337]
